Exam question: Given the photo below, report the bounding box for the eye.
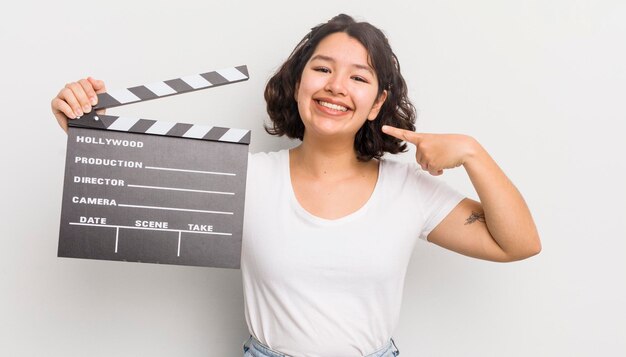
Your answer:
[351,76,369,83]
[313,66,330,73]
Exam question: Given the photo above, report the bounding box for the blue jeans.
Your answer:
[243,335,400,357]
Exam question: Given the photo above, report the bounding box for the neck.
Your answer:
[291,134,363,179]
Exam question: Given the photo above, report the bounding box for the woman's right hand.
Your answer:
[51,77,107,132]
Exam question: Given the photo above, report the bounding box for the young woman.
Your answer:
[51,14,540,357]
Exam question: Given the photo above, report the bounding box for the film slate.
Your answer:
[58,66,250,269]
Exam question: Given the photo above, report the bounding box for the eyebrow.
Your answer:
[310,54,374,76]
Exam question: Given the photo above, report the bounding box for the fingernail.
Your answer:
[83,105,91,113]
[90,97,97,105]
[75,109,83,117]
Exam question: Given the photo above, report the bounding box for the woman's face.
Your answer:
[295,32,387,142]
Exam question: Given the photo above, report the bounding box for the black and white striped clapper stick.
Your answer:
[69,65,251,144]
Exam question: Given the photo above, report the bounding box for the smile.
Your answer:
[316,100,349,112]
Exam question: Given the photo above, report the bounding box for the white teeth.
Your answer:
[318,100,348,112]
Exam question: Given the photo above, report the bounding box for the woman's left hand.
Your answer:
[381,125,478,176]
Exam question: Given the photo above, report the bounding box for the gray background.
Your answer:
[1,0,625,356]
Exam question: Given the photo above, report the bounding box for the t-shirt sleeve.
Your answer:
[413,168,466,241]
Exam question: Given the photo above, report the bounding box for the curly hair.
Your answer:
[264,14,416,161]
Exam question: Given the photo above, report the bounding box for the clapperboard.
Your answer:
[58,66,250,268]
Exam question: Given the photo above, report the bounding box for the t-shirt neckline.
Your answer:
[283,149,384,226]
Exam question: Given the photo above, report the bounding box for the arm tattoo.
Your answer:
[465,211,486,225]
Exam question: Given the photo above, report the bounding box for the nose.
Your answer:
[324,73,347,96]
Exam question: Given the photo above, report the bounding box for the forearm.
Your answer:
[462,137,541,259]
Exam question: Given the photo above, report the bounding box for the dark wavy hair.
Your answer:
[264,14,416,161]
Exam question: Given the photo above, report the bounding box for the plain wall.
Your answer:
[1,0,625,356]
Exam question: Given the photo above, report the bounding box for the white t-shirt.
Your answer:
[242,150,464,357]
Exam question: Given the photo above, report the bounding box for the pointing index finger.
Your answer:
[381,125,421,144]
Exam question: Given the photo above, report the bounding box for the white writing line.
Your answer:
[127,184,234,196]
[69,222,232,236]
[115,227,119,253]
[145,166,236,176]
[117,204,233,215]
[177,231,181,257]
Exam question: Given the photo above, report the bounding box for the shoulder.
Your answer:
[249,149,287,170]
[380,156,422,185]
[380,156,459,196]
[245,150,288,205]
[380,156,417,173]
[247,149,288,185]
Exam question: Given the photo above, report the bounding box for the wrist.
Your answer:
[461,135,485,167]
